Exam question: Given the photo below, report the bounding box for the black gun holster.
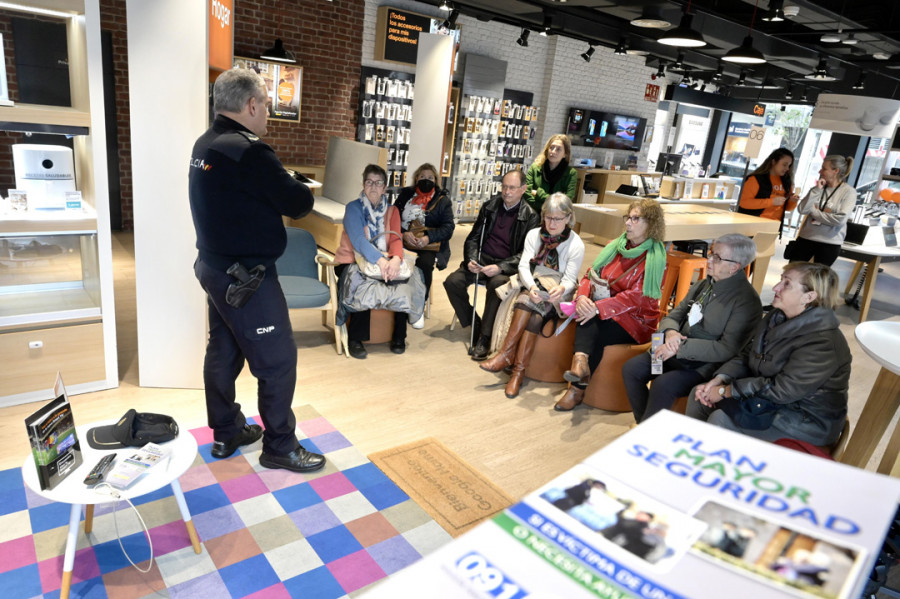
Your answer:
[225,262,266,309]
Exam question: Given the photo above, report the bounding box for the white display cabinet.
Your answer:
[0,0,117,406]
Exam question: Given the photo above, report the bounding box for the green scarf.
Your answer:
[591,233,666,300]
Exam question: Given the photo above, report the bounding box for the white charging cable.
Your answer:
[92,483,155,573]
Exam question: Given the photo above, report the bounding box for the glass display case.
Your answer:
[0,213,100,326]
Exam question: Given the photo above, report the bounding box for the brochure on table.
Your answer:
[364,411,900,599]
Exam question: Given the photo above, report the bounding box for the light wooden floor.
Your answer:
[2,227,898,499]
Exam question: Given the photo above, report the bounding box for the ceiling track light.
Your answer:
[805,56,837,81]
[655,62,666,78]
[441,8,459,31]
[852,72,867,90]
[762,0,786,22]
[581,45,595,62]
[260,39,296,64]
[438,0,452,11]
[785,84,794,100]
[737,70,747,86]
[659,1,706,47]
[712,64,724,82]
[614,39,628,56]
[540,13,553,37]
[630,7,671,29]
[672,52,686,71]
[724,1,766,64]
[516,28,530,47]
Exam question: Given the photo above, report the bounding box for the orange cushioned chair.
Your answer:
[582,343,651,412]
[524,319,577,383]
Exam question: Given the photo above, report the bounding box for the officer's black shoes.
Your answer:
[211,424,263,459]
[390,338,406,354]
[348,340,367,359]
[259,446,326,473]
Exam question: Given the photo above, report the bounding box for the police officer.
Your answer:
[189,68,324,473]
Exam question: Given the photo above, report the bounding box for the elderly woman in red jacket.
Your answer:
[554,198,667,411]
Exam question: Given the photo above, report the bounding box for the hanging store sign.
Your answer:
[809,93,900,138]
[744,126,767,158]
[375,6,461,66]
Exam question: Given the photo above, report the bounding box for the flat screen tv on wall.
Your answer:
[567,107,647,152]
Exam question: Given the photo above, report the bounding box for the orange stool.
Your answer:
[660,249,708,316]
[524,319,577,383]
[582,343,651,412]
[362,309,395,344]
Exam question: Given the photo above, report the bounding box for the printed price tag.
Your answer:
[454,551,528,599]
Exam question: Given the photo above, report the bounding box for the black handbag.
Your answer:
[719,396,780,430]
[782,240,797,261]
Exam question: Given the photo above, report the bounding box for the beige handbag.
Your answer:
[354,231,412,281]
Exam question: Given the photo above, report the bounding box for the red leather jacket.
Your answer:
[576,251,664,344]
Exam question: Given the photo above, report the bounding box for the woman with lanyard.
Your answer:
[622,234,762,424]
[479,193,585,398]
[788,155,857,266]
[554,198,667,412]
[525,134,578,212]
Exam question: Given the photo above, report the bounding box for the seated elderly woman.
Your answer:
[479,192,585,398]
[554,198,667,412]
[334,164,424,359]
[623,234,762,423]
[686,263,851,447]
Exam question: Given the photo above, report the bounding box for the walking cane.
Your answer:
[468,216,488,354]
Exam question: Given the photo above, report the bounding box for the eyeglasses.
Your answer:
[544,215,568,223]
[707,252,740,265]
[622,215,643,224]
[364,179,386,188]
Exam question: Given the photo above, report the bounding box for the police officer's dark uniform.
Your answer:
[189,113,323,470]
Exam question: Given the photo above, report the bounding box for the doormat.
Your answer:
[2,406,451,599]
[368,438,514,537]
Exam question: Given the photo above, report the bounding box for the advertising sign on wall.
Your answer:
[375,6,461,67]
[809,93,900,138]
[233,57,302,122]
[208,0,233,71]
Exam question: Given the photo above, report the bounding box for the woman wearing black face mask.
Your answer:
[395,163,456,301]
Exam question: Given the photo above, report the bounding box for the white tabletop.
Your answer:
[855,321,900,375]
[22,419,198,505]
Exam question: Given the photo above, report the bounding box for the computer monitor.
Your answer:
[656,153,683,176]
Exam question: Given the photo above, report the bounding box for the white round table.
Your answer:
[21,419,202,599]
[841,322,900,475]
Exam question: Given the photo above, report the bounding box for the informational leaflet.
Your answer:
[362,411,900,599]
[106,442,168,489]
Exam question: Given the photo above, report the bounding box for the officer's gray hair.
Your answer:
[213,68,266,114]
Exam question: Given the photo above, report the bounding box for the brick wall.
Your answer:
[233,0,363,168]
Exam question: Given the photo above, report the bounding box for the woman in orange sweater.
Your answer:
[738,148,799,226]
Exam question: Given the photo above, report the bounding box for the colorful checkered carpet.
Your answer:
[1,405,451,599]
